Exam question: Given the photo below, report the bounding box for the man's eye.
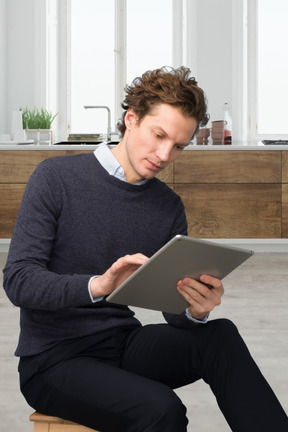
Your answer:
[175,144,184,150]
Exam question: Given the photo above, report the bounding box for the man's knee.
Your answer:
[206,318,249,363]
[142,387,188,431]
[211,318,239,339]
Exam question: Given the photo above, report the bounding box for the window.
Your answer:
[70,0,115,136]
[248,0,288,140]
[69,0,174,138]
[126,0,172,84]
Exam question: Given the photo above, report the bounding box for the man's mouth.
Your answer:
[147,159,163,172]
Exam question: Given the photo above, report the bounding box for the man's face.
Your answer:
[115,104,198,184]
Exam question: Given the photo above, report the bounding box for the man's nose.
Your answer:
[156,142,173,162]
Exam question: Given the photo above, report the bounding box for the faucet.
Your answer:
[84,105,111,141]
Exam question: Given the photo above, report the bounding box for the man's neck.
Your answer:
[111,139,144,184]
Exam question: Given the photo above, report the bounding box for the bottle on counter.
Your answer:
[223,103,232,145]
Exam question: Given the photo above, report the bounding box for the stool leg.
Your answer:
[30,411,100,431]
[33,422,49,432]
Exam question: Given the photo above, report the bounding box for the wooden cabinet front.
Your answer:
[174,183,281,238]
[174,150,282,238]
[0,184,26,237]
[174,151,281,183]
[0,151,67,237]
[282,152,288,237]
[0,151,67,183]
[282,151,288,183]
[283,185,288,238]
[0,149,287,238]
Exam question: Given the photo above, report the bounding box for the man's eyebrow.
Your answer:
[153,125,190,147]
[154,126,167,135]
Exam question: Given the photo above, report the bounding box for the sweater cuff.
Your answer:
[163,310,208,329]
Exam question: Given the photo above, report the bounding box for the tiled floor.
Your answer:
[1,252,288,431]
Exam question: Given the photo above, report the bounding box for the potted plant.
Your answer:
[20,107,57,144]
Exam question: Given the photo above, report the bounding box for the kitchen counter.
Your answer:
[1,142,288,240]
[0,140,288,150]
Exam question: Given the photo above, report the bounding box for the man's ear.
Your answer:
[125,109,138,130]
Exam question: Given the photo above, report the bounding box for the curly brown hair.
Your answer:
[117,66,209,137]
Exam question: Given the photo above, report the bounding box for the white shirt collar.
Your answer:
[94,142,147,185]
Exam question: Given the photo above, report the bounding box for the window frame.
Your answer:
[39,0,288,143]
[247,0,288,141]
[56,0,196,140]
[232,0,248,142]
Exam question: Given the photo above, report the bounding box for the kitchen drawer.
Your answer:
[0,151,66,183]
[174,183,282,238]
[174,151,281,184]
[282,151,288,183]
[282,184,288,238]
[0,184,26,237]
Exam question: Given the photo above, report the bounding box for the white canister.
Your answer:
[11,110,26,142]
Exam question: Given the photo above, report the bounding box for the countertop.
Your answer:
[0,141,288,151]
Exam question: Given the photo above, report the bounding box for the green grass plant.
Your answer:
[20,107,57,129]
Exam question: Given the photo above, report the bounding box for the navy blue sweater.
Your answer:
[3,153,197,357]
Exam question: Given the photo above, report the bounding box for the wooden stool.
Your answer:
[29,411,100,431]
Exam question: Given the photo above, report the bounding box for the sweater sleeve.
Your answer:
[3,160,93,310]
[163,311,202,329]
[167,195,188,241]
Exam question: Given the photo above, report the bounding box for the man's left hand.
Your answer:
[177,275,224,321]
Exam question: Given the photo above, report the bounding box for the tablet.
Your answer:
[106,235,254,314]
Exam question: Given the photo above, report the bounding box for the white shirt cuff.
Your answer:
[185,308,209,324]
[88,276,104,303]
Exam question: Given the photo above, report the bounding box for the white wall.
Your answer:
[196,0,233,122]
[6,0,36,134]
[1,0,238,139]
[0,0,7,134]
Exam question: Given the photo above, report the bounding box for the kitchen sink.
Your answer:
[262,140,288,145]
[54,141,119,146]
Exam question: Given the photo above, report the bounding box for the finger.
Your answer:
[178,281,215,306]
[179,278,213,297]
[181,276,224,296]
[177,284,214,316]
[110,254,148,275]
[117,254,149,268]
[118,253,148,263]
[178,280,222,309]
[200,275,224,294]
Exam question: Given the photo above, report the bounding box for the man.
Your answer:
[3,67,288,431]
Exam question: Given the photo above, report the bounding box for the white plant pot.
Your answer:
[26,129,54,145]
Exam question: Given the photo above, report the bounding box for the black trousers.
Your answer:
[19,319,288,432]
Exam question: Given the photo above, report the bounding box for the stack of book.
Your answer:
[68,133,104,142]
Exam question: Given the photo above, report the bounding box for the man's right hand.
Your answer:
[90,253,148,299]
